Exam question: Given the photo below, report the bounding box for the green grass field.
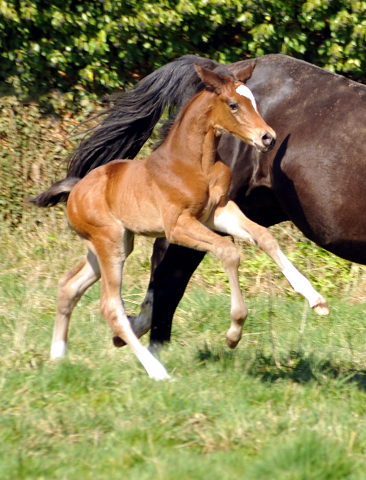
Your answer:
[1,221,366,479]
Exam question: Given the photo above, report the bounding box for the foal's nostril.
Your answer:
[262,133,275,148]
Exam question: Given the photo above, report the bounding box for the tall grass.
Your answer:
[2,95,366,478]
[1,220,366,479]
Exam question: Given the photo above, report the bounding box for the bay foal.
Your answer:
[32,64,328,379]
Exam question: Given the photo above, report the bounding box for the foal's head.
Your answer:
[195,63,276,153]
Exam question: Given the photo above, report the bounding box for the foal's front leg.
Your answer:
[168,214,248,349]
[209,200,329,315]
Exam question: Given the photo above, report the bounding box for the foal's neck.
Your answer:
[162,90,220,173]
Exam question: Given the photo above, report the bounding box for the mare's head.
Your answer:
[195,63,276,153]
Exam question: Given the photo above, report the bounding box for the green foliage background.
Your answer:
[1,0,366,100]
[2,0,366,297]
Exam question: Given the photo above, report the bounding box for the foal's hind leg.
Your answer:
[113,235,156,347]
[51,249,101,359]
[210,200,329,316]
[91,227,169,380]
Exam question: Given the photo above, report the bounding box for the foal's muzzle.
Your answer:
[254,131,276,153]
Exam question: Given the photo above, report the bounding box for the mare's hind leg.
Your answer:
[91,227,169,380]
[51,249,101,359]
[209,200,329,316]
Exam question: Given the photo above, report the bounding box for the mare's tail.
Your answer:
[66,55,219,179]
[30,177,80,208]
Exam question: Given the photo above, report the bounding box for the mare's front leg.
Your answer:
[114,237,175,347]
[51,249,101,359]
[91,228,170,380]
[209,200,329,315]
[115,238,206,350]
[149,241,206,349]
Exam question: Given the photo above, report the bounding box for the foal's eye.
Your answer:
[229,102,239,112]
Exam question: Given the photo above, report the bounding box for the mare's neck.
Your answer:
[162,91,220,173]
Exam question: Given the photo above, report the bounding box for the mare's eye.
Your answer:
[229,102,238,112]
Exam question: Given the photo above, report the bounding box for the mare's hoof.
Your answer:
[112,314,139,347]
[113,336,126,348]
[312,300,330,316]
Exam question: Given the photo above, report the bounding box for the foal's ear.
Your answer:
[195,64,227,93]
[235,60,256,84]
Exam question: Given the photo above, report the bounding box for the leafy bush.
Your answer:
[0,95,101,226]
[1,0,366,101]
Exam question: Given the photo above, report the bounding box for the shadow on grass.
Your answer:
[196,344,366,391]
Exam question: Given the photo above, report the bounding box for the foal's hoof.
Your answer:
[225,333,241,349]
[312,299,330,316]
[113,336,126,348]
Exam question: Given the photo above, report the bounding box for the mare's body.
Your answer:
[37,54,359,348]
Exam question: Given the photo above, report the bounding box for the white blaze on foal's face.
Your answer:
[236,84,258,112]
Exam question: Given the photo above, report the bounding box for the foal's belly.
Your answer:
[114,192,166,237]
[106,161,166,237]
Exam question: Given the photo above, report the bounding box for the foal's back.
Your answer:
[67,159,170,238]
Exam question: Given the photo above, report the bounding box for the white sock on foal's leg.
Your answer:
[137,347,170,380]
[50,340,67,359]
[277,250,327,310]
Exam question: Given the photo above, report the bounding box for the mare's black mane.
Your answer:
[152,63,237,152]
[67,55,219,178]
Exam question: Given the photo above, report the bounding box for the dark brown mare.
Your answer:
[50,53,366,350]
[66,53,366,349]
[32,64,327,379]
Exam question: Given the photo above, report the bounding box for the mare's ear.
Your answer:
[236,60,256,84]
[195,64,226,94]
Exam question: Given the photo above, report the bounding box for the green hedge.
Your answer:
[0,96,86,226]
[1,0,366,226]
[1,0,366,101]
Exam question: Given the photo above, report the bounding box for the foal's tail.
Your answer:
[30,177,80,208]
[66,55,219,179]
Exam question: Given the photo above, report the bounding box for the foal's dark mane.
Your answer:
[67,55,220,179]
